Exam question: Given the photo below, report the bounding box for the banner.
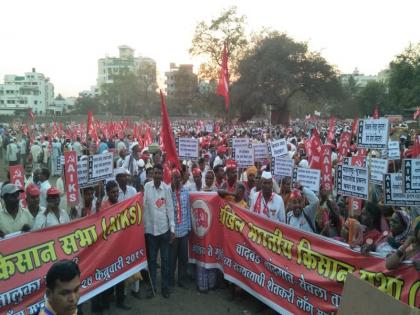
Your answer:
[268,139,288,158]
[271,157,294,178]
[336,164,369,199]
[356,118,389,149]
[0,194,147,315]
[9,164,26,208]
[384,173,420,206]
[320,145,333,192]
[370,158,388,185]
[88,152,114,182]
[176,137,199,159]
[64,151,79,206]
[232,137,250,149]
[292,167,321,192]
[232,145,254,168]
[337,132,351,164]
[402,159,420,193]
[189,193,420,314]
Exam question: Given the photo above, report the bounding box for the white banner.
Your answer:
[292,167,321,192]
[272,157,294,177]
[205,124,213,133]
[253,143,268,161]
[88,152,114,181]
[177,137,199,159]
[336,164,369,199]
[356,118,389,149]
[370,158,388,184]
[232,137,250,149]
[232,145,254,168]
[55,155,65,174]
[77,156,89,187]
[402,159,420,193]
[387,141,401,160]
[268,139,288,158]
[384,173,420,206]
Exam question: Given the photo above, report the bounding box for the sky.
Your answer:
[1,0,419,97]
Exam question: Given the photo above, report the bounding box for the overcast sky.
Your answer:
[1,0,419,97]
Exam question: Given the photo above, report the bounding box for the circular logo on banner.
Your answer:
[191,199,212,238]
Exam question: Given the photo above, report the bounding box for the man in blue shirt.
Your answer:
[170,169,191,290]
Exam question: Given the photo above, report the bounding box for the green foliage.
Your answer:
[388,43,420,110]
[231,33,342,122]
[189,6,248,80]
[74,96,104,114]
[355,80,389,115]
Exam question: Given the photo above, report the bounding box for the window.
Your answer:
[7,100,15,104]
[34,101,38,104]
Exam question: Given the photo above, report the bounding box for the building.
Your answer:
[48,97,76,114]
[165,63,197,98]
[340,68,378,88]
[97,45,157,92]
[0,68,54,115]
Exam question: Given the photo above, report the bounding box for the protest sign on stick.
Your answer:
[336,164,369,199]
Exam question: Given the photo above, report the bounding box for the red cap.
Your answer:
[217,146,227,154]
[225,159,238,170]
[192,168,202,176]
[289,189,302,200]
[26,183,40,196]
[47,187,61,196]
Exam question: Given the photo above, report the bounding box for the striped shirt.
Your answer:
[171,186,191,237]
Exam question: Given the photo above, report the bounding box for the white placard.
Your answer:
[292,167,321,192]
[272,157,294,177]
[387,141,400,160]
[269,139,288,158]
[55,155,65,174]
[384,173,420,206]
[356,118,389,149]
[336,164,369,199]
[89,152,114,181]
[77,156,89,187]
[370,158,388,184]
[402,159,420,193]
[232,137,250,149]
[232,145,254,167]
[177,137,199,159]
[205,124,213,132]
[253,143,268,161]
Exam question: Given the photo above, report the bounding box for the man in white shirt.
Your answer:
[115,167,137,201]
[72,137,84,156]
[6,137,20,166]
[249,171,285,223]
[286,186,319,233]
[143,164,175,299]
[32,187,70,230]
[39,168,52,208]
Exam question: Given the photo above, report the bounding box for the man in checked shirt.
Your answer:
[169,169,191,290]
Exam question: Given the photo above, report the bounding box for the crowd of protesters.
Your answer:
[1,117,420,314]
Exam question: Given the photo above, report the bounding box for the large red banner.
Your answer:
[0,194,147,315]
[189,193,420,314]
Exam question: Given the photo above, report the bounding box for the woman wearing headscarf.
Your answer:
[386,220,420,270]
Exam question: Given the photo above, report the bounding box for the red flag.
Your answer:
[87,111,98,142]
[373,106,379,119]
[309,128,322,170]
[216,44,230,113]
[351,115,358,136]
[413,135,420,158]
[327,116,335,144]
[160,90,181,175]
[29,109,35,122]
[414,107,420,120]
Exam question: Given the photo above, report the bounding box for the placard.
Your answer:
[232,137,250,149]
[253,143,268,161]
[232,145,254,167]
[356,118,389,149]
[370,158,388,185]
[268,139,288,158]
[205,124,213,132]
[387,141,400,160]
[64,151,79,206]
[402,159,420,193]
[384,173,420,206]
[336,164,369,199]
[88,152,114,182]
[272,157,294,177]
[176,137,199,159]
[292,167,321,192]
[343,156,366,168]
[77,156,89,188]
[55,155,65,174]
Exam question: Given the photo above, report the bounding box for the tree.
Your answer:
[231,33,342,123]
[356,81,389,115]
[189,6,248,81]
[388,43,420,111]
[74,95,103,114]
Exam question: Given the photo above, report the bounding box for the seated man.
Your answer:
[37,259,81,315]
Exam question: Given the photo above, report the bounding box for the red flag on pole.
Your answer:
[216,44,230,113]
[160,90,181,176]
[87,111,98,143]
[414,107,420,120]
[351,115,359,136]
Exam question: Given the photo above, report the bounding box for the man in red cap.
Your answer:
[286,184,319,233]
[190,168,203,192]
[24,183,44,220]
[32,187,70,230]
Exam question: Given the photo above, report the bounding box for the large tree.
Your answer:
[189,6,248,80]
[231,33,342,123]
[356,80,389,115]
[388,43,420,111]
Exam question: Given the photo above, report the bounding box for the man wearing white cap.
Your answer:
[249,171,285,223]
[115,167,137,201]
